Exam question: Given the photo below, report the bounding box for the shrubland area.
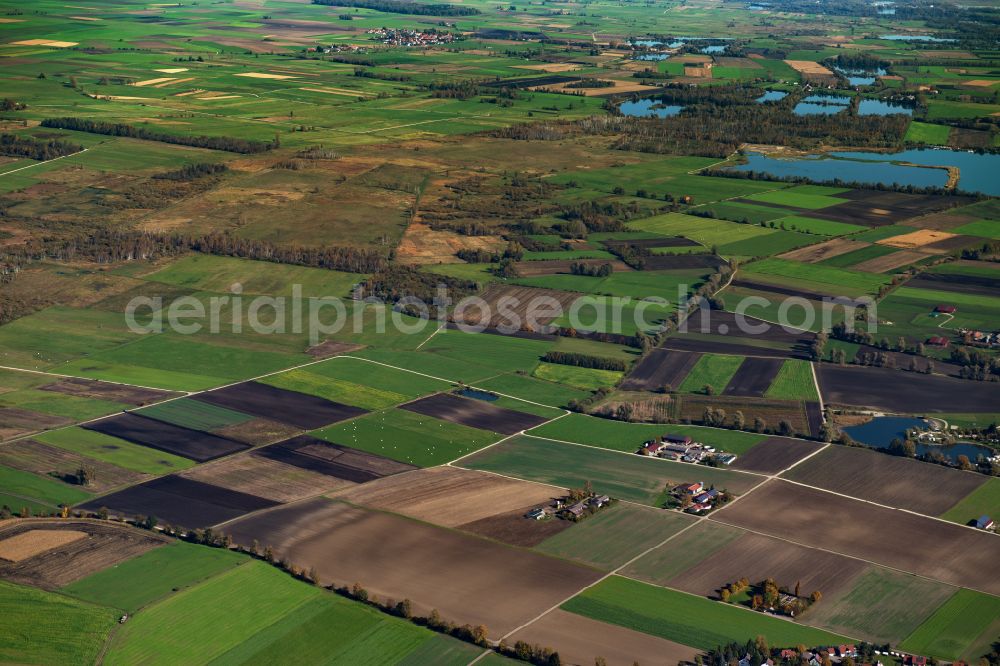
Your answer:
[0,0,999,664]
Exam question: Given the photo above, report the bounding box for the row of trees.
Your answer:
[0,133,82,160]
[541,350,628,371]
[39,118,277,154]
[152,162,228,181]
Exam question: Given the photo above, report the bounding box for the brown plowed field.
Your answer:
[213,417,301,446]
[223,499,603,637]
[779,238,871,264]
[331,466,561,527]
[453,284,579,329]
[817,364,1000,413]
[38,377,177,406]
[781,445,987,515]
[180,452,355,503]
[731,437,824,474]
[711,480,1000,595]
[255,435,417,483]
[458,504,572,547]
[0,519,166,589]
[667,530,867,601]
[193,381,368,430]
[723,357,783,397]
[620,349,701,391]
[849,249,928,273]
[0,407,71,441]
[906,211,978,231]
[509,609,699,666]
[400,393,547,435]
[0,439,148,493]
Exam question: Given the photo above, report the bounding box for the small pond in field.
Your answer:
[844,416,996,462]
[619,98,684,118]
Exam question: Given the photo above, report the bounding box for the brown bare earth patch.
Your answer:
[510,609,699,666]
[0,530,87,562]
[457,504,572,547]
[213,417,302,446]
[331,466,561,527]
[849,249,928,273]
[395,222,505,265]
[0,407,72,441]
[905,211,978,231]
[781,445,987,515]
[731,437,824,475]
[224,499,602,637]
[0,439,148,494]
[530,78,662,96]
[667,530,867,601]
[38,377,177,406]
[712,479,1000,595]
[878,228,957,250]
[678,395,814,436]
[0,519,166,589]
[305,340,365,358]
[779,238,870,263]
[784,60,834,75]
[454,284,579,330]
[180,452,354,503]
[511,62,582,72]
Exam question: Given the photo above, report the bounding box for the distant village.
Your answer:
[366,28,457,47]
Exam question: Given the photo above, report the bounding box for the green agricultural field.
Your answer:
[563,576,851,650]
[474,372,591,409]
[803,567,957,646]
[765,359,818,401]
[0,464,92,509]
[818,244,897,269]
[535,502,692,570]
[528,413,766,455]
[34,427,194,474]
[771,216,867,236]
[262,368,413,411]
[531,362,623,391]
[952,219,1000,240]
[629,212,775,248]
[743,258,891,297]
[620,521,746,586]
[905,122,951,145]
[0,581,118,666]
[898,589,1000,661]
[746,187,850,210]
[677,353,744,394]
[313,407,499,467]
[133,398,254,432]
[462,435,760,505]
[0,389,127,422]
[939,477,1000,526]
[62,542,247,613]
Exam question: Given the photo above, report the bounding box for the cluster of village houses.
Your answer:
[772,646,949,666]
[366,28,456,47]
[638,433,738,465]
[960,327,1000,348]
[526,493,612,522]
[670,480,723,514]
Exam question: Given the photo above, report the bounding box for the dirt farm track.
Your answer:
[223,498,603,636]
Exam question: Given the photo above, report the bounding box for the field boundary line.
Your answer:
[809,361,825,415]
[0,363,190,394]
[446,411,572,466]
[414,321,445,350]
[0,148,88,177]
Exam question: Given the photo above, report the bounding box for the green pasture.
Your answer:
[34,427,194,475]
[677,353,744,394]
[765,359,818,401]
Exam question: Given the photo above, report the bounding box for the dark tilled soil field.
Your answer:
[816,365,1000,413]
[679,309,816,346]
[0,407,71,441]
[253,435,417,482]
[77,475,278,529]
[733,278,868,303]
[0,519,167,589]
[661,337,804,360]
[907,273,1000,297]
[601,237,700,249]
[731,437,824,474]
[723,357,783,397]
[804,401,823,438]
[712,480,1000,595]
[620,349,701,391]
[400,393,547,435]
[193,381,369,430]
[82,413,248,462]
[223,498,603,637]
[781,445,988,515]
[667,530,868,601]
[807,192,973,226]
[38,377,177,406]
[921,235,982,254]
[457,504,572,547]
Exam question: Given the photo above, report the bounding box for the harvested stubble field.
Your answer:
[38,377,177,406]
[180,451,354,503]
[223,498,603,637]
[0,438,148,493]
[779,238,871,263]
[817,365,1000,413]
[509,609,699,666]
[514,258,632,277]
[0,529,86,562]
[452,284,579,329]
[400,393,548,435]
[331,466,560,528]
[712,480,1000,595]
[665,530,868,602]
[82,412,248,463]
[254,434,417,483]
[78,475,278,530]
[731,436,824,474]
[0,520,166,589]
[194,381,369,430]
[782,445,988,516]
